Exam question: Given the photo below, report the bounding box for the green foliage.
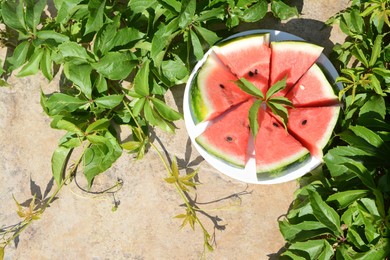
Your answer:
[0,0,298,257]
[280,1,390,258]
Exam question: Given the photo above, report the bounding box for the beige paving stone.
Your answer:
[1,1,349,259]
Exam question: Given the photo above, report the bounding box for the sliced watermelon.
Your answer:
[195,99,253,168]
[270,41,323,95]
[213,33,271,94]
[255,110,310,174]
[286,64,339,107]
[190,51,251,124]
[286,106,340,159]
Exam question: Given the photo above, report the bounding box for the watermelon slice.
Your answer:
[285,106,340,159]
[213,33,271,94]
[190,51,251,124]
[286,64,339,107]
[195,99,253,168]
[270,41,323,95]
[255,110,310,174]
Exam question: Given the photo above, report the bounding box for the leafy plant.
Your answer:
[0,0,299,257]
[235,76,293,137]
[279,1,390,259]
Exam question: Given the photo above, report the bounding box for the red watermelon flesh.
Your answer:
[285,106,340,159]
[213,34,271,94]
[190,51,252,123]
[286,64,339,107]
[270,41,323,96]
[195,99,253,168]
[255,109,310,174]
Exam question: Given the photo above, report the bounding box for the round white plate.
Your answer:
[183,30,341,184]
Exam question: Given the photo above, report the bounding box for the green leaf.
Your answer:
[267,102,289,129]
[94,94,124,109]
[85,118,111,134]
[359,94,386,120]
[193,26,220,46]
[54,0,83,24]
[190,29,204,60]
[349,125,385,149]
[51,146,72,186]
[17,47,44,77]
[132,97,146,117]
[151,18,180,67]
[248,99,262,139]
[56,42,93,64]
[235,77,264,99]
[40,48,53,81]
[271,0,299,20]
[92,52,136,80]
[285,239,334,260]
[369,74,383,95]
[369,34,383,67]
[324,146,371,177]
[351,46,369,67]
[151,97,183,121]
[121,141,142,152]
[178,0,195,28]
[83,132,122,187]
[36,30,70,43]
[160,56,189,85]
[342,162,376,190]
[63,63,93,98]
[241,1,267,22]
[372,67,390,78]
[158,0,181,14]
[327,190,370,209]
[307,189,343,236]
[134,59,150,96]
[1,1,27,33]
[268,96,293,107]
[266,75,287,99]
[7,41,30,71]
[44,93,88,116]
[279,220,330,243]
[144,100,174,133]
[25,0,47,31]
[128,0,157,14]
[95,74,108,93]
[85,0,106,35]
[50,116,84,135]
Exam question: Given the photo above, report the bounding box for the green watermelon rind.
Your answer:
[189,71,207,124]
[270,40,323,54]
[215,33,270,49]
[257,153,312,180]
[256,149,310,175]
[195,135,246,169]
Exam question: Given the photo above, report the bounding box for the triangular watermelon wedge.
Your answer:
[286,64,340,107]
[270,41,323,95]
[285,106,340,159]
[195,99,253,168]
[190,51,252,124]
[255,109,310,174]
[213,33,271,95]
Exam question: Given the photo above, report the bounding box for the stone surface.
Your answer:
[0,1,349,259]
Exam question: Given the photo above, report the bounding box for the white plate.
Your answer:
[183,30,342,184]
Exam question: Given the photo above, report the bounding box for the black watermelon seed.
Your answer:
[248,71,254,77]
[254,69,258,74]
[219,84,225,89]
[225,136,233,142]
[302,119,307,125]
[273,122,279,128]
